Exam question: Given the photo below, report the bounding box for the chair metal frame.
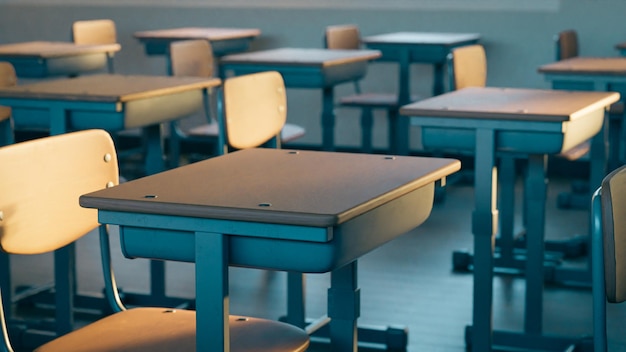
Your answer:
[324,24,417,154]
[0,129,310,352]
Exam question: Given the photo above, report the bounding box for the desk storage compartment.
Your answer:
[421,108,604,155]
[120,184,435,273]
[12,90,202,131]
[9,54,108,78]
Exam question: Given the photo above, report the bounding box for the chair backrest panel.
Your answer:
[72,19,117,45]
[0,130,119,255]
[602,165,626,303]
[325,24,361,50]
[0,63,16,88]
[449,44,487,91]
[0,62,16,121]
[170,39,214,78]
[223,71,287,150]
[556,30,579,61]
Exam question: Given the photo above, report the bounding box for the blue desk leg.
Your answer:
[470,128,497,352]
[328,261,359,352]
[321,87,336,151]
[394,49,411,156]
[523,154,547,334]
[432,62,445,96]
[286,272,307,329]
[49,106,75,336]
[196,231,229,352]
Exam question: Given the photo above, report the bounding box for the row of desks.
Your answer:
[1,27,625,352]
[0,28,481,152]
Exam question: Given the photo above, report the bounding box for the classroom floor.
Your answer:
[7,154,626,351]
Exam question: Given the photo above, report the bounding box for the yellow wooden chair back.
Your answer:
[223,71,287,150]
[72,19,117,45]
[0,129,118,254]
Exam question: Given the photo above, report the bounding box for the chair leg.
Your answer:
[388,109,407,155]
[591,190,608,352]
[360,108,374,153]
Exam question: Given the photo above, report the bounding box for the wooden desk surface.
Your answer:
[80,148,460,227]
[0,41,121,58]
[134,27,261,41]
[400,87,619,122]
[538,57,626,76]
[362,32,481,46]
[220,48,381,68]
[0,74,221,103]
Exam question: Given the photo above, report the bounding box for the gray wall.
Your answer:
[1,2,625,150]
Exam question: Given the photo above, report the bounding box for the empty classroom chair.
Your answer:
[71,19,117,73]
[0,129,310,352]
[168,39,305,164]
[324,24,422,154]
[216,70,288,154]
[591,164,626,352]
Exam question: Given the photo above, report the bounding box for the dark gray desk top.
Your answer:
[400,87,619,122]
[362,32,481,46]
[0,74,221,103]
[538,57,626,76]
[220,48,381,68]
[134,27,261,41]
[0,41,121,58]
[80,148,460,227]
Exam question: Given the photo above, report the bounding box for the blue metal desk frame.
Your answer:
[0,74,219,343]
[219,48,382,151]
[0,41,120,78]
[400,87,618,351]
[362,32,481,155]
[80,148,460,351]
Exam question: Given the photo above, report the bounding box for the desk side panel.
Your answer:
[119,184,434,272]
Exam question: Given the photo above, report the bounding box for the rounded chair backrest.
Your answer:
[222,71,287,150]
[169,39,215,78]
[556,30,579,61]
[325,24,361,50]
[449,44,487,91]
[601,165,626,303]
[0,63,16,88]
[72,19,117,45]
[0,129,119,255]
[0,62,16,123]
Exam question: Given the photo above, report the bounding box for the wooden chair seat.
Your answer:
[188,122,306,144]
[339,93,423,108]
[35,308,309,352]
